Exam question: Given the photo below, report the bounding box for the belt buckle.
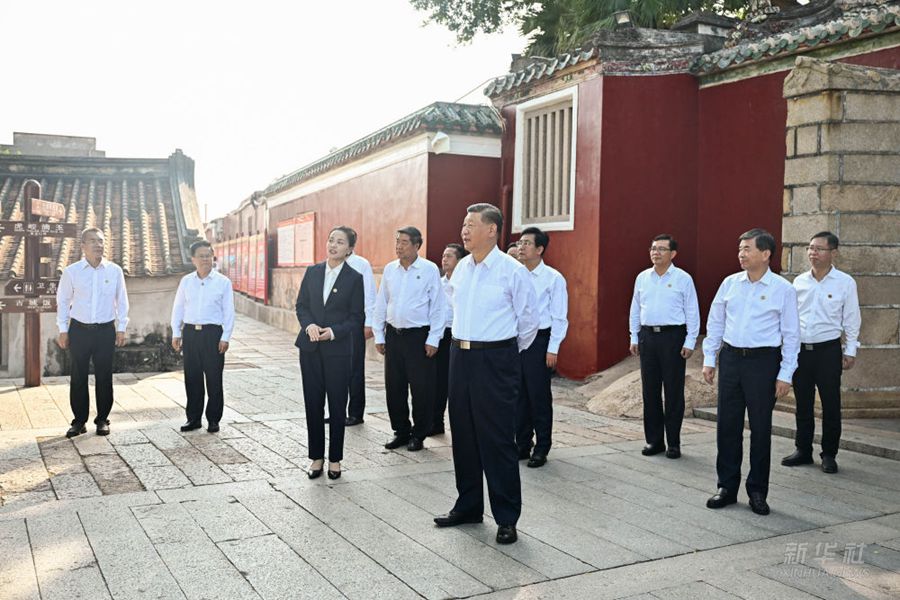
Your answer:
[740,348,750,357]
[652,326,661,333]
[804,343,814,351]
[460,340,471,350]
[194,324,202,331]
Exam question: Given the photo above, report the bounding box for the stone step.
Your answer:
[693,406,900,460]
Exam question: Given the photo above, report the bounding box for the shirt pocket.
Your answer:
[99,277,117,300]
[823,292,844,321]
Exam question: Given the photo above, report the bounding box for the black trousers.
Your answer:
[182,325,225,425]
[68,320,116,426]
[638,326,687,448]
[793,339,843,458]
[449,342,521,527]
[433,328,452,430]
[516,330,553,455]
[347,326,366,420]
[716,347,780,497]
[300,350,349,462]
[384,326,435,440]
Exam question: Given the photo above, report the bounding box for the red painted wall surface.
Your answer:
[596,74,700,377]
[426,154,501,266]
[267,154,429,270]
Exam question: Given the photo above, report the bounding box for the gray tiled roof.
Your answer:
[692,2,900,73]
[265,102,503,196]
[483,50,597,98]
[0,151,201,278]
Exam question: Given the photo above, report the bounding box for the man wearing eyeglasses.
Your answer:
[782,232,860,474]
[629,234,700,459]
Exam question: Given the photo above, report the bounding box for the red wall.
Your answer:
[268,154,429,269]
[596,74,700,377]
[426,154,501,265]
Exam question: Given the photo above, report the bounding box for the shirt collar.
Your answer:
[737,268,773,284]
[79,257,108,270]
[479,245,503,269]
[326,261,344,276]
[401,256,422,270]
[651,264,675,278]
[530,260,546,276]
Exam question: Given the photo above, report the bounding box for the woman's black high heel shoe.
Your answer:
[307,461,324,479]
[327,462,341,479]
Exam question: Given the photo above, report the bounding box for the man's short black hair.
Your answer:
[811,231,839,250]
[445,243,468,260]
[190,240,213,256]
[396,226,423,248]
[521,226,549,253]
[507,241,518,251]
[739,228,776,255]
[330,226,357,248]
[652,233,677,252]
[467,203,503,232]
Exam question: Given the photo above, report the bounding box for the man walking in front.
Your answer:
[56,227,129,438]
[171,240,236,433]
[703,228,799,516]
[629,234,700,459]
[515,226,568,468]
[433,203,538,545]
[782,231,861,474]
[374,227,445,452]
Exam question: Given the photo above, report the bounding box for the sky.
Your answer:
[1,1,529,221]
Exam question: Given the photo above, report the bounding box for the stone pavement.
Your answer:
[1,315,898,599]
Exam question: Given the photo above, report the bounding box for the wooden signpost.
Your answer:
[0,180,74,386]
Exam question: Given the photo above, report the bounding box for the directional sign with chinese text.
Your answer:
[0,221,77,237]
[31,198,66,220]
[4,278,60,296]
[0,297,57,313]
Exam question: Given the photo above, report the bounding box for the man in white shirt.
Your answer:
[703,228,800,516]
[374,227,445,452]
[515,227,568,468]
[432,242,468,436]
[345,234,377,426]
[628,234,700,460]
[56,227,129,438]
[171,240,236,433]
[433,203,538,545]
[782,231,861,474]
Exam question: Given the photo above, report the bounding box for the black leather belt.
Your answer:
[801,338,841,352]
[452,337,515,350]
[71,319,114,329]
[387,324,428,335]
[723,342,780,357]
[641,324,686,333]
[184,323,222,331]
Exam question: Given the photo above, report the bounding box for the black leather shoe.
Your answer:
[666,446,681,459]
[748,492,770,515]
[96,421,110,436]
[345,416,364,426]
[427,425,445,437]
[66,423,86,438]
[642,443,666,456]
[496,525,518,544]
[821,455,838,474]
[307,467,323,479]
[527,454,547,468]
[781,449,814,467]
[180,421,202,432]
[384,435,411,450]
[327,469,341,480]
[433,511,483,527]
[706,488,737,509]
[407,438,424,452]
[207,422,220,433]
[518,447,532,460]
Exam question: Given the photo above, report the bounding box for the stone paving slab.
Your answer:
[0,314,897,599]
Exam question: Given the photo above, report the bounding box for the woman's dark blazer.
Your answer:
[294,261,365,357]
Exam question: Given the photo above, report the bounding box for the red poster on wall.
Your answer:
[226,240,236,286]
[235,238,244,292]
[241,237,251,294]
[248,234,258,298]
[255,233,267,302]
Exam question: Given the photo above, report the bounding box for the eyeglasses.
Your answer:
[516,240,534,247]
[649,246,671,253]
[807,246,833,253]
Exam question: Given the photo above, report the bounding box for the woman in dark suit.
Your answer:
[295,226,365,479]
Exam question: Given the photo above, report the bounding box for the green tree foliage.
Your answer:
[410,0,765,56]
